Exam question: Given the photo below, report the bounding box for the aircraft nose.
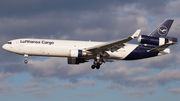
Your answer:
[2,44,8,51]
[2,44,5,49]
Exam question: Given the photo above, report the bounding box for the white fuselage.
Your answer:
[2,38,138,60]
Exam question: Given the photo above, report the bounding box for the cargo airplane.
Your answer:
[2,19,178,69]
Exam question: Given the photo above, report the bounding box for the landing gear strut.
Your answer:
[24,54,28,64]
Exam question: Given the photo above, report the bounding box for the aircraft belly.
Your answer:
[124,45,159,60]
[108,44,139,60]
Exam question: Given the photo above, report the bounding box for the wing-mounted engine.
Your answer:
[138,35,177,46]
[69,49,87,57]
[67,57,88,64]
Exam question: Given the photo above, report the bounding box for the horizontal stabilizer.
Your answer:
[148,41,177,52]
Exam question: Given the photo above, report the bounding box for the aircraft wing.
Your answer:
[86,29,141,53]
[148,41,177,52]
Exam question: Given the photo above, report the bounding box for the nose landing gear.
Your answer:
[24,54,28,64]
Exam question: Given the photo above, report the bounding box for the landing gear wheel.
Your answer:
[91,65,95,69]
[24,60,28,64]
[24,54,28,64]
[96,64,100,69]
[91,54,103,69]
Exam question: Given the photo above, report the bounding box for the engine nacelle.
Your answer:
[69,49,87,58]
[67,57,88,64]
[138,35,169,46]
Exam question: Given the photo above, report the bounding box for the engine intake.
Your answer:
[67,57,88,64]
[70,49,87,58]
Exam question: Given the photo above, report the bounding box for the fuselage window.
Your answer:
[7,42,12,44]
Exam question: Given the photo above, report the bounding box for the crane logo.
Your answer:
[158,26,168,36]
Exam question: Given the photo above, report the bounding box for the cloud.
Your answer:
[26,58,96,82]
[0,0,130,17]
[107,83,127,90]
[19,80,96,98]
[169,0,180,16]
[168,88,180,95]
[124,89,157,98]
[53,80,96,89]
[21,88,43,93]
[0,57,97,83]
[0,0,171,17]
[123,69,180,87]
[98,65,152,82]
[158,97,172,101]
[1,57,95,83]
[78,90,104,97]
[21,83,39,88]
[170,18,180,38]
[0,73,15,81]
[20,86,51,98]
[137,0,170,15]
[0,83,13,95]
[0,11,149,42]
[0,0,171,41]
[128,52,180,69]
[20,82,52,98]
[98,62,180,88]
[33,91,50,98]
[29,77,55,84]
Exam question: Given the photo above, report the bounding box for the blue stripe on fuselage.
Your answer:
[124,45,158,60]
[78,50,82,57]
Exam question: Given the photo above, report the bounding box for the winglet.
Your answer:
[131,29,141,39]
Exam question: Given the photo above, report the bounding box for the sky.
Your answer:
[0,0,180,101]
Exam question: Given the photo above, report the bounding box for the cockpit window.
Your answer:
[7,42,12,44]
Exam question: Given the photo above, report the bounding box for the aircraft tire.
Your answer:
[24,60,28,64]
[91,65,95,69]
[96,64,100,69]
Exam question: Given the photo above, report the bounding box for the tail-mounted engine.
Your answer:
[138,35,177,46]
[67,57,88,64]
[69,49,87,58]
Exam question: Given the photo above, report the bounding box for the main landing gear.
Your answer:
[24,54,28,64]
[91,60,102,69]
[91,54,103,69]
